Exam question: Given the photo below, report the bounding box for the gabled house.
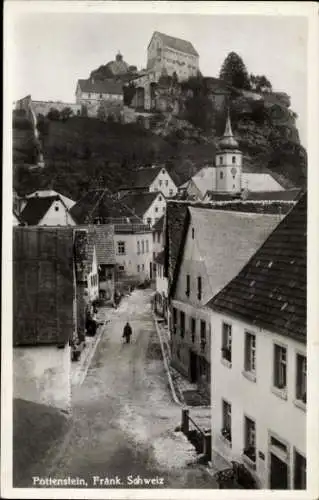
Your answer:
[120,191,166,227]
[75,78,124,118]
[13,227,75,412]
[20,196,76,226]
[25,190,76,210]
[168,205,283,397]
[89,225,116,303]
[207,195,307,489]
[147,31,199,82]
[118,165,178,198]
[71,189,153,282]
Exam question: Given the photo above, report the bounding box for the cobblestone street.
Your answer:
[42,289,217,489]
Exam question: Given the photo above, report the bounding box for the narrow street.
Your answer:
[46,289,216,489]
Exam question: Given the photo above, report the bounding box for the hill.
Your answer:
[13,78,307,199]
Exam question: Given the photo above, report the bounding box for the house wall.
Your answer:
[147,34,199,81]
[215,151,243,193]
[38,199,76,226]
[152,228,164,259]
[149,168,178,198]
[99,265,115,302]
[143,194,166,226]
[114,232,153,280]
[87,246,99,303]
[210,310,306,489]
[13,344,71,412]
[186,180,206,200]
[170,299,211,392]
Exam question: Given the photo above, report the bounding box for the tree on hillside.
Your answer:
[61,107,74,121]
[123,82,136,106]
[219,52,251,90]
[250,74,272,93]
[47,108,61,121]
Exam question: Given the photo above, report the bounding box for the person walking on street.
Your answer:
[122,321,132,344]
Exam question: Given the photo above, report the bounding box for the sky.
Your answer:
[9,10,308,146]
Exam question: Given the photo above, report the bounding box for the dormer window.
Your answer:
[219,156,223,165]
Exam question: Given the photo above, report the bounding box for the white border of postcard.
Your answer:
[2,1,319,499]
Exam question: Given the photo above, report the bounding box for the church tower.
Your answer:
[215,112,242,193]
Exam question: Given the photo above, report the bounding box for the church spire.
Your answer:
[219,109,239,150]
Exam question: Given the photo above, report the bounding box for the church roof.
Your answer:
[218,113,240,150]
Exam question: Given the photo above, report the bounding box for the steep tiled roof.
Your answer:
[119,167,162,190]
[185,208,282,300]
[153,215,164,232]
[70,190,140,225]
[208,194,307,343]
[152,31,199,56]
[20,196,63,225]
[13,227,74,346]
[120,191,160,217]
[89,225,115,266]
[77,79,123,95]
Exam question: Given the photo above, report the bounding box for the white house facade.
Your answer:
[148,167,178,198]
[209,312,306,489]
[114,229,153,281]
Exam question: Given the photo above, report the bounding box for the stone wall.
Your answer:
[32,101,81,116]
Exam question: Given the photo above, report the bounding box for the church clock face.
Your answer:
[231,167,237,176]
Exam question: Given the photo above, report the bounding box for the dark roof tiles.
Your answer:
[20,196,63,225]
[209,194,307,343]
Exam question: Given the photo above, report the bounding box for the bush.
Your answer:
[47,108,61,121]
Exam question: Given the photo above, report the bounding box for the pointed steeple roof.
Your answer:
[219,111,239,150]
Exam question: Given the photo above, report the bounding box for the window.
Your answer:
[162,169,165,174]
[55,206,59,211]
[294,450,306,489]
[155,207,158,213]
[141,240,145,254]
[118,265,125,271]
[191,228,195,239]
[222,400,232,443]
[157,232,161,243]
[244,417,256,462]
[197,276,202,300]
[159,180,162,187]
[137,241,140,255]
[88,93,91,98]
[200,320,206,350]
[147,218,152,226]
[222,322,232,363]
[117,241,126,255]
[137,265,140,273]
[186,274,190,296]
[219,156,223,165]
[165,180,168,186]
[146,240,149,252]
[274,344,287,389]
[172,308,177,334]
[180,311,185,338]
[296,354,307,403]
[169,189,173,196]
[244,332,256,374]
[99,93,103,98]
[220,171,224,179]
[153,233,155,243]
[191,318,196,343]
[142,264,144,271]
[232,156,236,164]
